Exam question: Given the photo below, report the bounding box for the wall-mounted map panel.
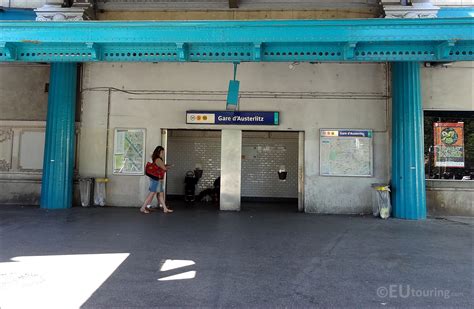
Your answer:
[113,128,146,175]
[320,129,373,177]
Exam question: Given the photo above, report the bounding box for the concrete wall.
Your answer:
[422,62,474,111]
[0,64,49,205]
[433,1,474,6]
[0,63,49,121]
[0,120,81,205]
[97,9,378,20]
[426,180,474,217]
[2,0,46,9]
[96,0,379,19]
[79,62,390,213]
[0,61,472,215]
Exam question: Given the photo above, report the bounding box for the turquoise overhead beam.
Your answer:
[40,63,77,210]
[0,18,473,63]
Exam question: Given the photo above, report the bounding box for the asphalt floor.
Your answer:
[0,202,472,308]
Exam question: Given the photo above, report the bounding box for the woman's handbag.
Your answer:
[145,162,165,180]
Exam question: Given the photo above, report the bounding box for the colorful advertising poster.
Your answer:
[434,122,464,168]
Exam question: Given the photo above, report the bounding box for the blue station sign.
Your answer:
[186,111,279,125]
[321,129,372,138]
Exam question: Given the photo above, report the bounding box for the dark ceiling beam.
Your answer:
[229,0,238,9]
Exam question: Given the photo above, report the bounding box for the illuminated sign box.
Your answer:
[186,111,279,125]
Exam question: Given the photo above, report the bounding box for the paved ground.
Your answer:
[0,202,472,308]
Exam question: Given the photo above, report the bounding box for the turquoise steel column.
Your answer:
[40,63,77,209]
[391,62,426,220]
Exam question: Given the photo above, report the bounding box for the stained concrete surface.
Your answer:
[0,202,472,308]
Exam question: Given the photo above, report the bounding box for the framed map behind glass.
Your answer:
[113,128,146,175]
[320,129,373,177]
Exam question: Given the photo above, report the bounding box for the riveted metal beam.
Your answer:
[0,19,473,63]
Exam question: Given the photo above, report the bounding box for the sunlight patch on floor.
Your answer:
[158,259,196,281]
[160,259,195,271]
[0,253,129,308]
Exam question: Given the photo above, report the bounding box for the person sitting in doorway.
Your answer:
[197,176,220,204]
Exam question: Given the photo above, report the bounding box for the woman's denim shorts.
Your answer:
[149,179,164,193]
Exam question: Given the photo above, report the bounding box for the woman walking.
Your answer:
[140,146,173,214]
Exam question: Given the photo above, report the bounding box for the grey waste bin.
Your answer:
[371,183,391,219]
[79,178,93,207]
[93,178,108,206]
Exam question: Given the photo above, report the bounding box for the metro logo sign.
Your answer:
[321,130,339,137]
[186,113,215,124]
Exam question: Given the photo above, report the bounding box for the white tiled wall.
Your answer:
[167,130,222,195]
[242,131,298,198]
[166,130,298,198]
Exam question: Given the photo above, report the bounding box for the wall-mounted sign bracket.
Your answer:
[436,40,456,60]
[226,62,240,111]
[0,42,16,60]
[176,42,187,61]
[344,42,358,60]
[86,42,99,60]
[253,42,262,61]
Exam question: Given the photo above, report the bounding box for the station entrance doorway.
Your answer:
[165,129,303,212]
[241,131,300,212]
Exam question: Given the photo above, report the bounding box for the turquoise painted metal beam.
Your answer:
[392,62,426,220]
[40,63,77,210]
[0,18,473,63]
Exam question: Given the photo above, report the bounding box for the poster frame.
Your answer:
[319,128,374,177]
[113,127,146,175]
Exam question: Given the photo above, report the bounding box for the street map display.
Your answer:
[113,128,146,175]
[320,129,373,177]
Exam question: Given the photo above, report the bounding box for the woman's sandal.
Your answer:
[163,208,174,213]
[140,207,150,214]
